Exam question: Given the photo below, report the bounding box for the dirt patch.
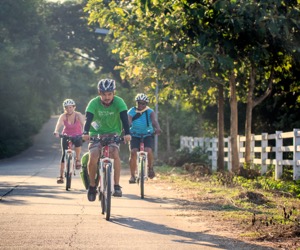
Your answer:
[237,191,269,205]
[148,169,300,250]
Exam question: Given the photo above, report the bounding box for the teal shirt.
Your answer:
[85,96,128,136]
[128,106,154,137]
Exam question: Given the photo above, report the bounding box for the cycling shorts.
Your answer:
[130,135,154,151]
[88,134,120,153]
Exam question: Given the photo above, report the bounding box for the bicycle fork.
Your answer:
[65,149,75,176]
[137,152,148,179]
[99,158,114,193]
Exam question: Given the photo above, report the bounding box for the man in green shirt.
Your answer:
[82,79,131,201]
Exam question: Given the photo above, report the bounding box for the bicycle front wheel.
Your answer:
[65,156,72,191]
[140,159,145,199]
[101,164,112,220]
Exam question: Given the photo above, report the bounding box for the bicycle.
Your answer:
[131,132,153,199]
[59,134,82,191]
[90,135,124,221]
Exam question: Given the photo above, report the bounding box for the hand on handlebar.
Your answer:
[123,134,131,144]
[154,128,162,135]
[82,134,90,142]
[53,132,59,138]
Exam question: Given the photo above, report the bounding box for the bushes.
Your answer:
[169,146,210,167]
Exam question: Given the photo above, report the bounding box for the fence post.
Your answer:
[275,131,283,180]
[180,136,187,149]
[261,133,268,175]
[194,137,202,149]
[211,138,218,171]
[238,135,244,166]
[293,129,300,180]
[227,136,232,171]
[250,134,255,169]
[200,137,204,148]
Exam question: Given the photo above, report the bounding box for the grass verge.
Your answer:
[155,165,300,249]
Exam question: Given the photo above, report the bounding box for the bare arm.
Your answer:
[150,112,162,135]
[53,114,65,136]
[77,111,85,128]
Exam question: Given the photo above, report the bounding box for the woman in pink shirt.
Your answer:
[54,99,85,184]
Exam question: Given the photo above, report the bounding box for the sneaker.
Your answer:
[75,160,81,170]
[129,176,136,184]
[148,168,155,179]
[87,185,97,202]
[113,185,122,197]
[57,177,64,184]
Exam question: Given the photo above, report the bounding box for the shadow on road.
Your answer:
[111,215,275,250]
[0,181,84,203]
[123,193,266,217]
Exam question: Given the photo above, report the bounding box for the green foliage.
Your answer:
[0,0,99,158]
[1,0,300,162]
[0,0,62,157]
[234,175,300,198]
[171,146,209,166]
[209,167,300,198]
[84,0,300,146]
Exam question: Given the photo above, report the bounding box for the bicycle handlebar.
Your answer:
[58,134,82,141]
[131,131,154,138]
[90,135,124,145]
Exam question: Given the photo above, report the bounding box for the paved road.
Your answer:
[0,117,276,250]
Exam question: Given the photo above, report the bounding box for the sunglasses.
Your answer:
[137,101,147,105]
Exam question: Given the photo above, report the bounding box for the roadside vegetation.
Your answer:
[155,148,300,249]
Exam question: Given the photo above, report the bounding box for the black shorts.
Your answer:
[62,136,82,149]
[130,136,154,151]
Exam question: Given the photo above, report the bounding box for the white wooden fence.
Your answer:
[180,129,300,180]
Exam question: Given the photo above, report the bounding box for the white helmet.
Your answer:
[135,93,149,103]
[98,79,116,92]
[63,99,76,107]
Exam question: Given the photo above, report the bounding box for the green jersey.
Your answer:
[86,95,128,136]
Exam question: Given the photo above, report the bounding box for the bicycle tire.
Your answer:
[140,158,145,199]
[100,166,106,214]
[100,164,112,220]
[105,163,112,220]
[66,156,72,191]
[100,191,104,214]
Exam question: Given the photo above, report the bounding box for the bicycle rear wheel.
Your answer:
[140,159,145,199]
[65,156,72,191]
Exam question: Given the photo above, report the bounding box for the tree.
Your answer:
[224,0,300,167]
[46,1,130,88]
[84,0,300,175]
[0,0,66,157]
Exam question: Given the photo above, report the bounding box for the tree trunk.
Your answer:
[217,83,225,172]
[244,66,273,167]
[229,72,240,173]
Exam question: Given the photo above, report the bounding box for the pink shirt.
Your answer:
[62,115,82,136]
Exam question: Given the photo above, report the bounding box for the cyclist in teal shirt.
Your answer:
[128,93,162,183]
[82,79,131,201]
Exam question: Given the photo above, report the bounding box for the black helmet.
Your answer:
[97,79,116,92]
